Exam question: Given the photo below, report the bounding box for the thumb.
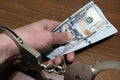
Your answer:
[53,32,73,44]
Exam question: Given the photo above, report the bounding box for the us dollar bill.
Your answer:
[47,1,118,60]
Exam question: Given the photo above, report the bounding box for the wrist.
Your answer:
[0,33,20,64]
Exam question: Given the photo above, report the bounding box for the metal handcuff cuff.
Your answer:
[0,26,120,80]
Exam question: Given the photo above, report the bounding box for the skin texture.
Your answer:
[0,19,75,65]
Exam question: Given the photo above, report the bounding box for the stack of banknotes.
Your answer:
[47,1,118,60]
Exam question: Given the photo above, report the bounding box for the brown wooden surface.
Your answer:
[0,0,120,80]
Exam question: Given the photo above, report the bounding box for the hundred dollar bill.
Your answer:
[47,1,118,60]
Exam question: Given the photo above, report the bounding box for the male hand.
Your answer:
[15,19,75,65]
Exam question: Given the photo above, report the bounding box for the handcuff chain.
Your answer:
[40,63,66,75]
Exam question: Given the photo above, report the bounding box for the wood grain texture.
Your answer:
[0,0,120,80]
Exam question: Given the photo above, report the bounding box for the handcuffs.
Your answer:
[0,26,120,80]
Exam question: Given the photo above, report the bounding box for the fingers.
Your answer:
[54,56,64,65]
[53,32,73,44]
[39,19,73,44]
[47,56,64,65]
[66,52,75,62]
[47,60,54,65]
[54,52,75,64]
[47,52,75,65]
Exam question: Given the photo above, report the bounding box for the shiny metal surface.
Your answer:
[64,61,120,80]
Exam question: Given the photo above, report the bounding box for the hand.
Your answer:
[15,19,75,65]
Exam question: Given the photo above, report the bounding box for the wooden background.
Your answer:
[0,0,120,80]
